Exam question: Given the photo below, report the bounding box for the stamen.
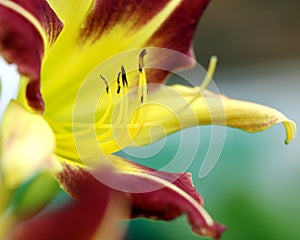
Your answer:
[100,74,109,93]
[118,66,129,145]
[177,55,218,113]
[128,49,149,142]
[138,49,148,105]
[98,66,129,151]
[95,74,112,126]
[96,71,124,142]
[199,55,218,92]
[54,50,150,157]
[121,66,128,87]
[117,72,121,94]
[139,49,147,73]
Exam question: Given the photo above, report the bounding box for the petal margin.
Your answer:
[0,0,62,111]
[0,2,43,110]
[145,0,211,83]
[10,0,63,46]
[56,156,225,239]
[79,0,210,67]
[131,85,296,146]
[79,0,210,57]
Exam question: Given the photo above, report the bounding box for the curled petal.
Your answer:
[131,85,296,146]
[56,155,225,239]
[110,157,226,239]
[0,2,43,110]
[10,0,63,45]
[201,90,297,144]
[0,0,62,111]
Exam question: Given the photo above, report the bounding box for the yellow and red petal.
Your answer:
[9,0,63,46]
[79,0,210,68]
[145,0,211,83]
[0,0,62,111]
[42,0,211,118]
[56,156,225,239]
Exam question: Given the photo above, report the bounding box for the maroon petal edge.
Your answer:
[57,159,226,239]
[10,0,63,45]
[145,0,211,84]
[79,0,170,42]
[0,1,63,111]
[79,0,211,84]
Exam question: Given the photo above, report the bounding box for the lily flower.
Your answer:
[0,0,296,239]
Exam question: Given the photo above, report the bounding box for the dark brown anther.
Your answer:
[100,74,109,93]
[121,65,128,87]
[117,72,121,94]
[139,49,147,73]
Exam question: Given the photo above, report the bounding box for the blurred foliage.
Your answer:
[10,171,60,218]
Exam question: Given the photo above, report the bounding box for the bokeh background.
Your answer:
[123,0,300,239]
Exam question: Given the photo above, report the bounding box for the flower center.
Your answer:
[93,49,148,154]
[53,50,149,162]
[52,52,218,165]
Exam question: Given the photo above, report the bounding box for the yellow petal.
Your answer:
[130,84,296,146]
[47,0,94,27]
[199,90,297,144]
[0,101,56,188]
[40,0,207,121]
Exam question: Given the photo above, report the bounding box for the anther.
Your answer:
[121,66,128,87]
[117,72,121,94]
[137,49,148,105]
[100,74,109,93]
[139,49,147,73]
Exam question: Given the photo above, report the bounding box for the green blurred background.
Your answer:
[123,0,300,239]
